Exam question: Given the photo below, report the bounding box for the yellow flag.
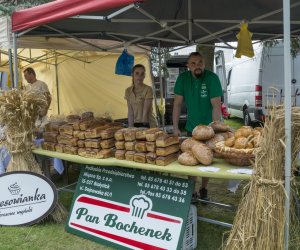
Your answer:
[235,23,254,58]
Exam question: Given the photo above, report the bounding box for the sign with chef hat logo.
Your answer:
[66,165,194,250]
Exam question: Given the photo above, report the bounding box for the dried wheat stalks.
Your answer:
[223,106,300,250]
[0,89,67,222]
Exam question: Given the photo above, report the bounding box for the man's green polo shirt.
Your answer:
[174,69,222,132]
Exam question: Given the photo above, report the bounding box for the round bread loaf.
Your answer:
[192,125,215,141]
[234,137,248,149]
[191,144,213,165]
[178,151,199,166]
[225,137,235,147]
[180,138,204,152]
[210,121,230,132]
[205,134,225,150]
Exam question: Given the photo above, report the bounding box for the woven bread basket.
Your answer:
[215,141,255,166]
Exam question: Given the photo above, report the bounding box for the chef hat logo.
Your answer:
[130,195,153,219]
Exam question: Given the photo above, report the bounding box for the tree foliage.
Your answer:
[0,0,53,16]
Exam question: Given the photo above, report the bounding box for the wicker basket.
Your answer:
[215,141,255,166]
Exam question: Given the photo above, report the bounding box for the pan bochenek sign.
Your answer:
[0,171,57,226]
[66,165,194,250]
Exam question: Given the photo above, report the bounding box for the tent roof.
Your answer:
[11,0,300,48]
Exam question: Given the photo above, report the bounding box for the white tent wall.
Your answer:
[22,50,152,119]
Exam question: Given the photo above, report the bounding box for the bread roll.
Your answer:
[156,144,179,156]
[135,141,147,152]
[156,153,178,166]
[192,125,215,141]
[233,137,248,149]
[191,144,213,165]
[225,137,235,147]
[146,152,157,164]
[205,134,225,150]
[125,141,136,151]
[180,138,204,152]
[178,151,199,166]
[115,150,126,160]
[125,151,135,161]
[100,138,115,149]
[134,152,146,163]
[210,121,230,132]
[239,126,253,138]
[115,140,125,150]
[156,135,179,147]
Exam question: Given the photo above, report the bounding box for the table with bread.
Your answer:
[36,113,262,180]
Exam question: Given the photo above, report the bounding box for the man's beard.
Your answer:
[193,69,203,78]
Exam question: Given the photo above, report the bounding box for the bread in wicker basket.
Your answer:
[215,141,255,166]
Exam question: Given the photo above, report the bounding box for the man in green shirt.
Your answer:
[172,52,222,200]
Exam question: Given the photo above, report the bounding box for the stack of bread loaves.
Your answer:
[178,121,232,166]
[42,121,67,151]
[114,128,180,166]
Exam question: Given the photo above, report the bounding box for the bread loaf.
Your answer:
[59,124,74,136]
[146,128,165,142]
[125,151,135,161]
[78,148,86,157]
[55,144,64,153]
[72,121,80,130]
[192,125,215,141]
[85,124,111,139]
[156,152,178,166]
[73,130,80,138]
[84,138,101,149]
[134,152,146,163]
[79,119,106,131]
[156,144,179,156]
[205,134,225,150]
[77,140,85,148]
[100,138,115,149]
[45,121,66,132]
[156,135,179,147]
[136,128,148,140]
[191,144,213,165]
[135,141,147,152]
[115,150,126,160]
[233,137,248,149]
[42,142,56,151]
[125,141,136,151]
[81,111,94,121]
[43,132,58,143]
[57,134,78,146]
[146,141,156,152]
[180,138,203,152]
[178,151,199,166]
[98,148,114,159]
[63,146,78,155]
[77,131,85,140]
[115,140,125,150]
[124,128,138,141]
[210,121,230,132]
[146,152,157,164]
[67,114,81,124]
[100,128,118,139]
[114,128,128,141]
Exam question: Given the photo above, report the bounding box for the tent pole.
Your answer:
[55,54,60,115]
[8,49,14,88]
[158,41,165,129]
[12,32,18,89]
[283,0,291,249]
[188,0,192,42]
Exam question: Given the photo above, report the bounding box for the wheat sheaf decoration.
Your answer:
[223,106,300,250]
[0,89,67,222]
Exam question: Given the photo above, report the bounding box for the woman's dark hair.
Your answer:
[131,64,146,74]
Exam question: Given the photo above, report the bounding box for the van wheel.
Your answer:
[243,110,251,126]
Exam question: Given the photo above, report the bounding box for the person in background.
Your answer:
[125,64,157,128]
[23,67,52,117]
[172,52,222,200]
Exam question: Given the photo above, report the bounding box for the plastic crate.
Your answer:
[181,204,197,250]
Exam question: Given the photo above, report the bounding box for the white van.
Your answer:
[218,41,300,125]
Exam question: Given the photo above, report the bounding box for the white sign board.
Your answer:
[0,171,57,226]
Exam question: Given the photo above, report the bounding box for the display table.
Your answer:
[33,148,251,180]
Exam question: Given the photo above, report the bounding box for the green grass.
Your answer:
[224,116,244,130]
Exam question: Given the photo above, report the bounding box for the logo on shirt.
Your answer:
[200,84,208,98]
